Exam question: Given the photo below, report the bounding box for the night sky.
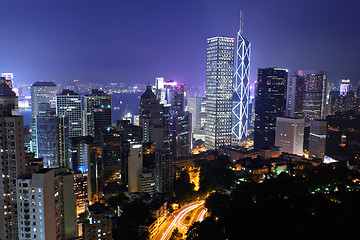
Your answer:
[1,0,359,87]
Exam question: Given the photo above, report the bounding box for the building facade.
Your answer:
[275,117,304,156]
[232,12,251,143]
[254,68,288,149]
[205,36,235,149]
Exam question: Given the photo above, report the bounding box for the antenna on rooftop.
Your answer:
[239,10,244,35]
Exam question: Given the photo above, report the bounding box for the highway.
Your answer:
[153,201,206,240]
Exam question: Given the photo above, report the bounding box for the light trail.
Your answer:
[160,202,204,240]
[198,208,207,222]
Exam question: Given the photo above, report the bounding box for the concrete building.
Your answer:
[82,203,114,240]
[275,117,304,156]
[17,168,77,240]
[309,120,327,159]
[286,73,305,118]
[155,150,173,194]
[31,81,58,117]
[0,109,27,240]
[128,143,143,193]
[205,36,235,149]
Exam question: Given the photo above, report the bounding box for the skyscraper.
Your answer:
[205,36,235,149]
[254,68,288,149]
[139,86,163,143]
[56,89,83,137]
[31,81,58,117]
[0,102,27,240]
[84,89,112,138]
[286,73,305,118]
[232,12,251,144]
[298,70,327,122]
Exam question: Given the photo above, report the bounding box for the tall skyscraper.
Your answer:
[275,117,304,155]
[56,89,83,137]
[31,82,59,152]
[286,73,305,118]
[32,107,69,168]
[31,81,58,117]
[232,12,251,144]
[139,86,163,143]
[298,70,327,122]
[205,36,235,149]
[0,85,27,239]
[254,68,288,149]
[84,89,112,138]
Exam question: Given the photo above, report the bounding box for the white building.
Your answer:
[309,120,327,159]
[275,117,304,156]
[17,168,77,240]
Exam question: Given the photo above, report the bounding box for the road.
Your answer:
[153,201,206,240]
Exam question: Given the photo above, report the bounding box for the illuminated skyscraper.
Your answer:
[298,70,327,122]
[232,12,251,144]
[340,79,350,96]
[205,36,235,149]
[84,89,112,139]
[254,68,288,149]
[56,89,83,137]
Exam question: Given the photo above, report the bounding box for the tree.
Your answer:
[173,170,196,202]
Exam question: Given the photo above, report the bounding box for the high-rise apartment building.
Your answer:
[56,89,83,137]
[84,89,112,139]
[275,117,304,155]
[128,143,143,193]
[0,84,27,240]
[254,68,288,149]
[205,36,235,149]
[298,70,327,122]
[17,168,77,240]
[232,12,251,143]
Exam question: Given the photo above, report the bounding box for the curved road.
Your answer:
[153,201,206,240]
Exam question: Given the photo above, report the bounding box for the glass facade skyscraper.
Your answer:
[205,36,235,150]
[232,13,251,143]
[298,70,327,122]
[254,68,288,149]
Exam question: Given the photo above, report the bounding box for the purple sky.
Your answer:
[1,0,359,87]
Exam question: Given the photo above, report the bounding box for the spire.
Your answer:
[239,10,244,35]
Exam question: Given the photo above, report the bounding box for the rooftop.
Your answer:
[32,81,57,87]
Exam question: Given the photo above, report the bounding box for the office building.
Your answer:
[309,120,327,159]
[205,36,234,149]
[0,108,27,240]
[32,107,69,168]
[101,129,122,185]
[340,79,350,96]
[286,73,305,118]
[155,150,173,193]
[74,172,89,215]
[275,117,304,155]
[254,68,288,149]
[84,89,112,138]
[298,70,327,122]
[31,81,58,117]
[17,168,77,240]
[139,86,163,143]
[138,171,156,195]
[128,143,143,193]
[187,96,202,131]
[1,73,13,89]
[56,89,83,137]
[232,12,251,143]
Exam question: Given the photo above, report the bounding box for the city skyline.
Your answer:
[1,0,359,87]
